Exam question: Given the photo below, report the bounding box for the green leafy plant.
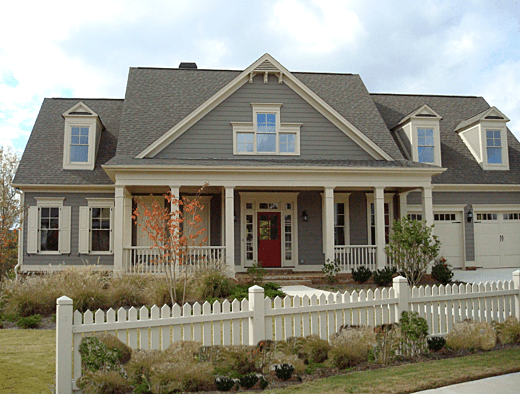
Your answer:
[322,258,341,284]
[351,266,372,284]
[16,314,42,329]
[372,324,401,365]
[77,370,131,394]
[263,282,285,299]
[198,269,233,299]
[373,266,397,287]
[400,311,429,357]
[385,218,441,286]
[239,373,259,389]
[79,336,127,372]
[214,376,235,391]
[293,335,331,364]
[247,262,266,285]
[330,326,377,369]
[259,375,269,389]
[427,336,446,352]
[275,363,295,381]
[494,317,520,345]
[431,257,454,285]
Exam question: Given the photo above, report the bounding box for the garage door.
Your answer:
[474,212,520,268]
[434,212,464,269]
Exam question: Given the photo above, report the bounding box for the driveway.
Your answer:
[412,372,520,393]
[452,268,519,283]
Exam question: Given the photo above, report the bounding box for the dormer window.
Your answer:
[232,103,301,155]
[62,102,103,170]
[456,106,510,171]
[417,128,434,163]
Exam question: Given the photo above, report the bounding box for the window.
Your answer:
[334,203,346,245]
[476,213,498,221]
[486,130,502,164]
[408,213,423,221]
[232,103,301,155]
[90,207,111,252]
[417,128,434,163]
[434,213,456,221]
[40,207,60,251]
[70,126,90,162]
[366,193,393,246]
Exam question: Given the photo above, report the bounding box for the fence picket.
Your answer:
[381,288,389,325]
[117,308,127,344]
[162,305,172,349]
[351,291,359,326]
[222,300,231,346]
[231,299,241,345]
[150,306,160,350]
[139,306,149,350]
[293,295,302,338]
[264,297,273,341]
[302,295,310,336]
[213,301,222,346]
[192,303,202,343]
[359,290,367,326]
[484,283,492,323]
[318,294,327,340]
[182,304,192,341]
[128,307,138,349]
[283,296,293,340]
[310,295,319,336]
[241,299,249,345]
[327,293,335,339]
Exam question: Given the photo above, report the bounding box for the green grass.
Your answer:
[0,330,55,393]
[265,348,520,394]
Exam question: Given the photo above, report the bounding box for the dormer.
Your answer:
[62,102,103,170]
[392,104,442,166]
[455,106,510,171]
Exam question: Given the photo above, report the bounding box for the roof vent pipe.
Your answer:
[179,62,198,69]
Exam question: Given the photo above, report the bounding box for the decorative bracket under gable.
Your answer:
[249,59,283,84]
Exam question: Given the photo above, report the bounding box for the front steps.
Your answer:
[235,269,351,286]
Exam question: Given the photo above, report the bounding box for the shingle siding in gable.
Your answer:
[156,74,374,161]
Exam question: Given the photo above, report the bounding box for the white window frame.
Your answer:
[334,193,350,246]
[232,103,301,156]
[35,197,66,255]
[411,122,441,166]
[85,198,114,255]
[482,127,508,169]
[365,193,394,246]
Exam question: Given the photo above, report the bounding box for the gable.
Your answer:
[155,74,375,161]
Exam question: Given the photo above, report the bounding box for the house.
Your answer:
[13,54,520,275]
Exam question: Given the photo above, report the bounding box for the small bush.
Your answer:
[400,311,429,357]
[16,314,42,329]
[264,282,285,299]
[322,259,340,284]
[427,336,446,352]
[79,336,124,372]
[259,375,269,389]
[330,326,377,369]
[247,262,266,285]
[149,359,215,393]
[96,334,132,365]
[77,370,131,394]
[145,277,197,306]
[495,317,520,345]
[1,275,60,317]
[431,258,454,285]
[212,345,261,377]
[294,335,331,364]
[108,275,149,308]
[351,266,372,284]
[445,320,496,351]
[275,363,295,381]
[373,266,397,287]
[239,373,259,389]
[214,376,235,391]
[373,324,401,365]
[198,269,233,300]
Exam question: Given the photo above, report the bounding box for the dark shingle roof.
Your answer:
[14,98,123,185]
[371,94,520,184]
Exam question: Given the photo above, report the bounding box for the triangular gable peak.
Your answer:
[62,102,98,118]
[136,53,393,161]
[394,104,442,128]
[455,106,510,132]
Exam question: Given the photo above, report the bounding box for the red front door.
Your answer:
[257,212,281,267]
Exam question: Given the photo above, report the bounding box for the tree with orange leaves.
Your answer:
[133,184,208,306]
[0,146,24,291]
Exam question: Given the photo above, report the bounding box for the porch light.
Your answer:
[302,210,308,222]
[467,210,473,222]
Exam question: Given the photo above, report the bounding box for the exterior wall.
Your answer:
[298,191,324,265]
[407,191,520,263]
[349,191,368,245]
[23,192,115,267]
[210,193,222,247]
[156,74,374,161]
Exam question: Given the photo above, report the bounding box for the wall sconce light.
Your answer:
[467,210,473,222]
[302,210,308,222]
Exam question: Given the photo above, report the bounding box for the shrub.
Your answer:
[198,269,233,300]
[259,374,269,389]
[214,376,235,391]
[400,311,429,357]
[263,282,285,299]
[95,334,132,365]
[294,335,331,364]
[79,336,124,372]
[108,275,149,308]
[495,317,520,345]
[329,326,377,369]
[373,324,401,364]
[373,266,397,287]
[351,266,372,284]
[16,314,42,329]
[149,359,215,393]
[322,259,341,284]
[125,349,163,388]
[431,257,454,285]
[229,284,249,301]
[56,268,110,313]
[212,345,261,377]
[445,320,496,351]
[247,262,266,285]
[275,363,295,381]
[239,373,259,389]
[427,336,446,352]
[145,276,197,306]
[77,370,131,394]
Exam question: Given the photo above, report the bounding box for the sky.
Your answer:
[1,0,519,154]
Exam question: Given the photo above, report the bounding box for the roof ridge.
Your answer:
[371,92,482,99]
[50,97,124,101]
[130,66,356,76]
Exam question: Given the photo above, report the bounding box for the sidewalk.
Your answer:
[412,372,520,393]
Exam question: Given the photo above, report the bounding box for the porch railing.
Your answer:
[123,246,226,274]
[334,245,377,272]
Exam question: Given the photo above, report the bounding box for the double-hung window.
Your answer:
[79,199,114,254]
[417,128,434,163]
[486,130,502,164]
[256,113,277,152]
[40,207,60,252]
[70,126,90,163]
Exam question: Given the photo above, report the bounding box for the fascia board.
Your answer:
[433,184,520,192]
[394,104,442,129]
[136,53,394,161]
[13,184,115,192]
[62,101,98,118]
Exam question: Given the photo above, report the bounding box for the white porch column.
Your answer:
[114,186,125,275]
[375,186,386,270]
[123,193,132,250]
[225,187,235,272]
[399,192,409,219]
[422,186,434,227]
[169,186,180,212]
[324,187,335,262]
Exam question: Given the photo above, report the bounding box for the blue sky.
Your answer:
[1,0,519,154]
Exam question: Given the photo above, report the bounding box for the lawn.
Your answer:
[0,330,55,394]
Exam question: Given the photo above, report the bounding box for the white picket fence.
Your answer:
[56,271,520,394]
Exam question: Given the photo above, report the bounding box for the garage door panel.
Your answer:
[434,213,463,269]
[500,219,520,268]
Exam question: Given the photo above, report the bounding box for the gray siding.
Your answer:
[157,74,374,161]
[210,193,222,247]
[407,191,520,262]
[23,192,115,266]
[298,191,325,265]
[349,192,368,245]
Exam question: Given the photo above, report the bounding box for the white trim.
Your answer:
[35,197,65,207]
[472,204,520,212]
[407,204,467,212]
[86,198,115,208]
[365,192,394,245]
[137,53,393,161]
[14,184,115,192]
[334,193,351,246]
[433,184,520,192]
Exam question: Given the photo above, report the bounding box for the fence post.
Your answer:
[513,270,520,320]
[56,296,73,394]
[393,276,409,322]
[248,285,265,346]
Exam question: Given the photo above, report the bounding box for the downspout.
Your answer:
[14,189,24,280]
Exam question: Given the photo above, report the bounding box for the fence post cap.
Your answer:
[393,275,408,284]
[513,270,520,276]
[248,285,264,293]
[56,295,73,305]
